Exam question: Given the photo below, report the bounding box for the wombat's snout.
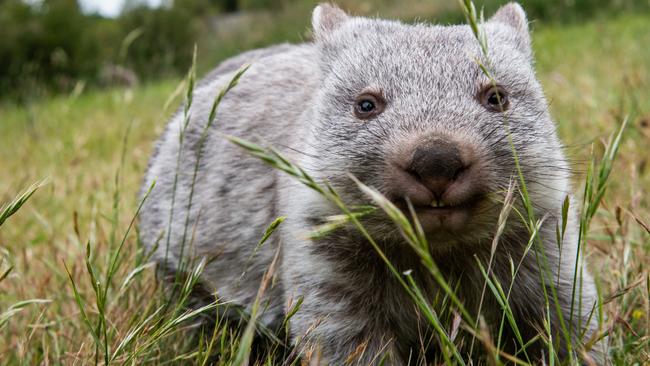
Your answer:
[385,135,486,233]
[407,139,467,204]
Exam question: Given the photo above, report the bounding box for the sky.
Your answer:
[79,0,163,18]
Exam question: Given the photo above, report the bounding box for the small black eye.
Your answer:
[358,100,375,113]
[354,93,385,119]
[487,92,501,106]
[480,85,509,112]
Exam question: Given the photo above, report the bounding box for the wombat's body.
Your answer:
[140,3,604,364]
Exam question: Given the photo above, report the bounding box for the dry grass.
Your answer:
[0,6,648,365]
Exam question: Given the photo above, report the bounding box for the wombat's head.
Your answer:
[306,3,570,245]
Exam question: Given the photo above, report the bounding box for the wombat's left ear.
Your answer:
[489,3,531,56]
[312,3,349,41]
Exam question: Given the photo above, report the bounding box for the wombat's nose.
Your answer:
[408,139,466,199]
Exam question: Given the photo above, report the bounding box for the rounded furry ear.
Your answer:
[490,2,528,33]
[489,3,531,54]
[312,3,348,41]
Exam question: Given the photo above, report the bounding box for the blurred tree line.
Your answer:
[0,0,287,101]
[0,0,648,101]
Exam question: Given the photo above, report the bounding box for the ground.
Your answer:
[0,9,648,366]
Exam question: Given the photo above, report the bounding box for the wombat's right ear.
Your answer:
[489,3,531,57]
[312,3,349,41]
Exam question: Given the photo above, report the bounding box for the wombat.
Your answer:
[140,3,605,364]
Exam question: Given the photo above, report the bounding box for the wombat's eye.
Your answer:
[479,85,509,112]
[354,93,385,119]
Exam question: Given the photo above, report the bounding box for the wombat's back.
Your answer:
[139,43,319,326]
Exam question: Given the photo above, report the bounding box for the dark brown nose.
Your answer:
[408,139,466,200]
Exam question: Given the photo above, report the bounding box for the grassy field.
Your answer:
[1,5,649,365]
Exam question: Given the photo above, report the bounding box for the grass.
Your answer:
[0,3,649,365]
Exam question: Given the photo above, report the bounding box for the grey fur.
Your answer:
[139,3,605,364]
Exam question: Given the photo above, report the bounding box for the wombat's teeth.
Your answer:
[431,200,449,208]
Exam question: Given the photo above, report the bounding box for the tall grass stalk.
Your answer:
[176,64,250,279]
[0,183,46,333]
[164,46,198,267]
[226,135,468,364]
[0,182,42,228]
[459,1,589,361]
[57,56,258,365]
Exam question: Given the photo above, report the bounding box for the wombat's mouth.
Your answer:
[393,194,484,234]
